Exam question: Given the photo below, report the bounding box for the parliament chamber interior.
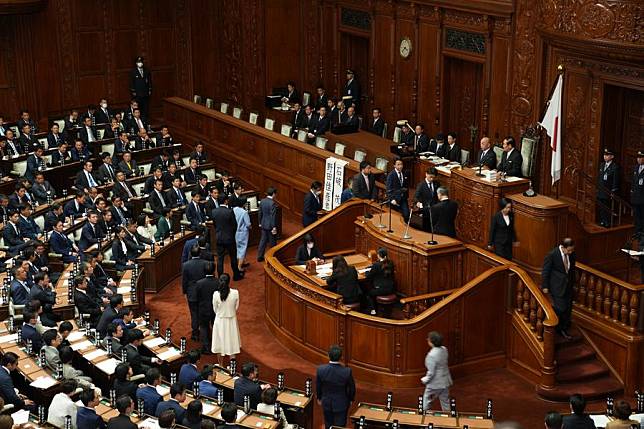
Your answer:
[0,0,642,428]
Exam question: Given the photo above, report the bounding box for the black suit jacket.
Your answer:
[316,363,356,412]
[0,367,25,409]
[74,289,102,321]
[295,244,324,265]
[166,186,187,208]
[148,190,169,215]
[368,118,385,136]
[75,170,101,190]
[498,149,523,177]
[47,132,64,149]
[196,276,219,320]
[562,413,597,429]
[80,126,97,145]
[413,134,430,153]
[292,109,305,129]
[211,206,237,245]
[351,173,376,200]
[446,144,462,162]
[113,180,137,202]
[32,181,55,204]
[302,191,321,227]
[344,115,359,131]
[18,134,39,153]
[233,377,262,409]
[312,115,330,135]
[50,150,69,166]
[182,257,207,301]
[541,246,576,298]
[477,149,497,170]
[97,163,117,183]
[111,239,130,270]
[430,199,458,238]
[125,343,153,375]
[129,67,152,97]
[117,159,138,177]
[386,169,408,203]
[95,107,111,124]
[488,211,515,259]
[597,161,619,199]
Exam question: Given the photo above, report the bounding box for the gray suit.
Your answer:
[257,197,277,261]
[43,345,61,371]
[422,346,452,411]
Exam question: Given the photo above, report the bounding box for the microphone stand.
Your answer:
[387,200,393,233]
[375,198,390,229]
[427,203,438,245]
[476,161,485,177]
[402,209,413,239]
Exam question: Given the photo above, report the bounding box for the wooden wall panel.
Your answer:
[0,0,188,125]
[264,0,301,93]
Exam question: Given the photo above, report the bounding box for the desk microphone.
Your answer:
[427,203,438,245]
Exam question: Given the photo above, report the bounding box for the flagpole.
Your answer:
[539,65,565,199]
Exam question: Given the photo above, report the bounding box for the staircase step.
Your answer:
[556,361,609,383]
[555,343,596,366]
[537,376,623,402]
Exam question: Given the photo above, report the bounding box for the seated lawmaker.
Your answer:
[155,383,187,424]
[198,365,219,398]
[112,226,135,271]
[178,350,202,388]
[295,234,325,265]
[365,248,396,315]
[113,362,138,401]
[50,220,80,262]
[605,400,640,429]
[0,352,34,410]
[368,108,385,136]
[136,368,163,416]
[155,207,173,241]
[497,136,523,178]
[326,256,361,305]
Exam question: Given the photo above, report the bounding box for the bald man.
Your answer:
[476,137,497,170]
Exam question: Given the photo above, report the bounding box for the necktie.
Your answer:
[195,203,202,221]
[117,208,126,225]
[123,182,133,198]
[480,151,485,162]
[107,165,114,180]
[639,165,643,174]
[176,189,183,204]
[563,253,569,273]
[398,171,403,185]
[158,191,166,207]
[364,175,370,192]
[87,172,96,187]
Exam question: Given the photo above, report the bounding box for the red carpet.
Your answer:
[146,219,610,428]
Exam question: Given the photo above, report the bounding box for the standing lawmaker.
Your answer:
[422,331,453,411]
[129,56,152,121]
[352,161,376,200]
[316,345,355,429]
[430,187,458,238]
[386,158,409,220]
[257,187,278,263]
[541,238,576,340]
[302,181,322,227]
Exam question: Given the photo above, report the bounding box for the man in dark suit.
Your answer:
[124,221,150,257]
[416,170,441,229]
[107,395,138,429]
[331,100,348,126]
[352,161,376,200]
[50,142,70,166]
[80,116,97,145]
[21,311,44,352]
[233,362,267,409]
[597,148,620,227]
[281,81,300,104]
[291,102,305,130]
[113,172,137,205]
[562,394,596,429]
[218,402,242,429]
[430,187,458,238]
[63,109,80,135]
[0,352,34,410]
[18,204,41,240]
[136,368,163,416]
[150,152,171,173]
[44,204,64,232]
[433,133,448,158]
[182,246,208,340]
[228,183,246,209]
[110,196,132,227]
[315,86,328,110]
[316,345,356,429]
[476,136,497,170]
[155,383,186,424]
[74,276,103,325]
[149,179,169,215]
[25,147,45,182]
[413,124,431,153]
[257,187,278,263]
[64,191,87,219]
[541,238,576,340]
[386,158,410,220]
[10,266,31,305]
[17,110,38,133]
[343,106,359,132]
[95,98,112,124]
[114,131,134,157]
[184,158,200,184]
[134,128,154,150]
[50,220,79,262]
[631,151,644,236]
[498,136,523,177]
[309,106,330,137]
[300,105,317,132]
[186,191,206,230]
[190,142,208,165]
[196,262,219,354]
[78,387,106,429]
[18,124,39,153]
[96,295,122,337]
[75,161,101,192]
[4,211,29,255]
[166,177,187,208]
[212,195,243,280]
[129,56,152,121]
[343,69,361,110]
[445,132,462,163]
[71,139,91,162]
[368,108,385,136]
[302,181,322,227]
[96,152,117,183]
[47,123,65,148]
[126,329,160,375]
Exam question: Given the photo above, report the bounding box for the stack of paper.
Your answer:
[143,337,166,348]
[137,417,160,429]
[10,409,29,424]
[84,349,108,361]
[96,358,119,375]
[157,348,181,361]
[156,384,170,396]
[589,414,610,428]
[70,340,94,351]
[30,376,57,389]
[0,333,18,344]
[66,331,86,342]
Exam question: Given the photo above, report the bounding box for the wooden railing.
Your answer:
[575,262,644,332]
[511,266,558,389]
[564,165,632,227]
[400,288,457,319]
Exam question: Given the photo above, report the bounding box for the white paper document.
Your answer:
[30,375,57,389]
[84,349,108,361]
[138,417,160,429]
[117,286,131,294]
[143,337,166,348]
[96,358,119,374]
[10,409,30,424]
[589,414,610,428]
[0,333,18,343]
[156,385,170,397]
[157,348,181,361]
[70,340,94,351]
[202,402,217,415]
[66,331,86,342]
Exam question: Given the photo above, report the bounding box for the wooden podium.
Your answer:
[448,168,530,248]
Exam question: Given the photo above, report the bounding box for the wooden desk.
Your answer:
[52,264,75,320]
[448,168,530,248]
[326,130,395,166]
[350,403,494,428]
[164,97,380,220]
[290,254,371,288]
[136,230,197,293]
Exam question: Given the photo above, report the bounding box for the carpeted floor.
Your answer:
[145,219,608,429]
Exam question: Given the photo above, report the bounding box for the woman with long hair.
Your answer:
[326,255,361,306]
[211,274,241,366]
[365,247,396,315]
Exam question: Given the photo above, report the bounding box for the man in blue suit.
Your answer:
[0,352,34,410]
[178,350,201,388]
[11,266,31,305]
[136,368,163,416]
[316,345,356,429]
[386,158,410,220]
[186,191,206,230]
[79,211,100,251]
[18,205,41,241]
[77,387,106,429]
[198,365,219,398]
[21,311,43,352]
[302,181,322,227]
[64,191,87,219]
[3,210,29,255]
[155,383,187,424]
[49,220,79,262]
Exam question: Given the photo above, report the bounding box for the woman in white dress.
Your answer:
[211,274,241,366]
[232,199,251,272]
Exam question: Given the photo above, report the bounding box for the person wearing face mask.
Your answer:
[295,234,325,265]
[129,55,152,122]
[95,98,112,124]
[302,181,322,227]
